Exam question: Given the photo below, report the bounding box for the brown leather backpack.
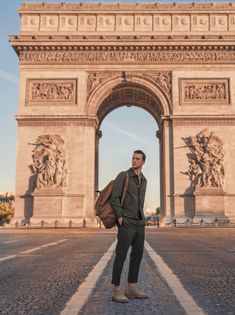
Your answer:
[95,172,128,229]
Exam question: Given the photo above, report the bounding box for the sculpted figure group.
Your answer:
[30,135,68,189]
[184,83,226,101]
[183,129,225,188]
[31,82,74,102]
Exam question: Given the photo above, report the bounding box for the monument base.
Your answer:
[26,189,98,227]
[29,216,85,228]
[193,186,226,223]
[161,215,172,225]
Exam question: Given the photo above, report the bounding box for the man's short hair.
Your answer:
[134,150,146,161]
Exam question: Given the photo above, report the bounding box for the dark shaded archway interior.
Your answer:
[97,83,164,128]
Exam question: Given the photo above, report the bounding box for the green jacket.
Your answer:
[110,168,147,222]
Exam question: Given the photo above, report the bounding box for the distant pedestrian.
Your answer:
[172,216,177,227]
[110,150,149,303]
[156,214,160,228]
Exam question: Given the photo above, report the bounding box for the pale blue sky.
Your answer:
[0,0,228,211]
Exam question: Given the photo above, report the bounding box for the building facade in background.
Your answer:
[9,2,235,226]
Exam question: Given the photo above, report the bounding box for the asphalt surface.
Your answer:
[79,248,186,315]
[0,229,116,315]
[146,228,235,315]
[0,227,235,315]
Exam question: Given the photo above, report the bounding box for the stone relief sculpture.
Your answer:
[29,80,75,103]
[30,135,68,189]
[143,72,172,99]
[31,82,73,102]
[87,72,117,97]
[182,129,225,188]
[184,82,226,101]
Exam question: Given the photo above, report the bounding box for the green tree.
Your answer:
[0,203,14,225]
[155,207,160,214]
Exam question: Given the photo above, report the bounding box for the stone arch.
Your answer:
[86,73,172,125]
[88,73,172,224]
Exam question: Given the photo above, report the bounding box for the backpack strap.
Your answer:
[120,172,129,206]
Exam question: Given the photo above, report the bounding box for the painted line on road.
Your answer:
[0,239,67,262]
[2,240,19,244]
[20,239,67,254]
[0,254,17,262]
[145,241,207,315]
[61,239,117,315]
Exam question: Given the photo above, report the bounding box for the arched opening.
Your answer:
[92,81,171,222]
[97,83,164,126]
[98,106,160,217]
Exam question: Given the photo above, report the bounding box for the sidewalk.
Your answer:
[78,249,187,315]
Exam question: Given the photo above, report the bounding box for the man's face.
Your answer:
[132,153,145,170]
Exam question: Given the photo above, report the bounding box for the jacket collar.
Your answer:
[128,167,145,180]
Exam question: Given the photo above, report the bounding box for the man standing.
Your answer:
[110,150,148,303]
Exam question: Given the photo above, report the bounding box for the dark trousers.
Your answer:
[111,217,145,286]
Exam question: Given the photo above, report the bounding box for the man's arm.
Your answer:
[110,172,126,222]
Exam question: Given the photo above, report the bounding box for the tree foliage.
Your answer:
[0,203,14,224]
[155,207,160,214]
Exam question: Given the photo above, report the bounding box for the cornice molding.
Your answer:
[172,116,235,126]
[16,115,98,127]
[9,35,235,42]
[20,2,235,12]
[15,114,235,127]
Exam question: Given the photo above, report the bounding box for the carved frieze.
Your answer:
[19,48,235,65]
[182,129,225,188]
[180,79,230,105]
[26,79,77,106]
[30,135,68,190]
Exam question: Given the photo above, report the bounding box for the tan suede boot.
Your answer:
[124,284,149,299]
[112,288,128,303]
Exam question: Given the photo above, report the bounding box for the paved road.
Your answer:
[0,229,116,315]
[146,228,235,315]
[79,248,186,315]
[0,228,235,315]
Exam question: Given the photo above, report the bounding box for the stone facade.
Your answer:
[9,2,235,226]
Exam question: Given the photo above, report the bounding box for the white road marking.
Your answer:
[0,239,67,262]
[60,240,117,315]
[2,240,19,244]
[20,239,67,254]
[145,241,207,315]
[0,255,17,262]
